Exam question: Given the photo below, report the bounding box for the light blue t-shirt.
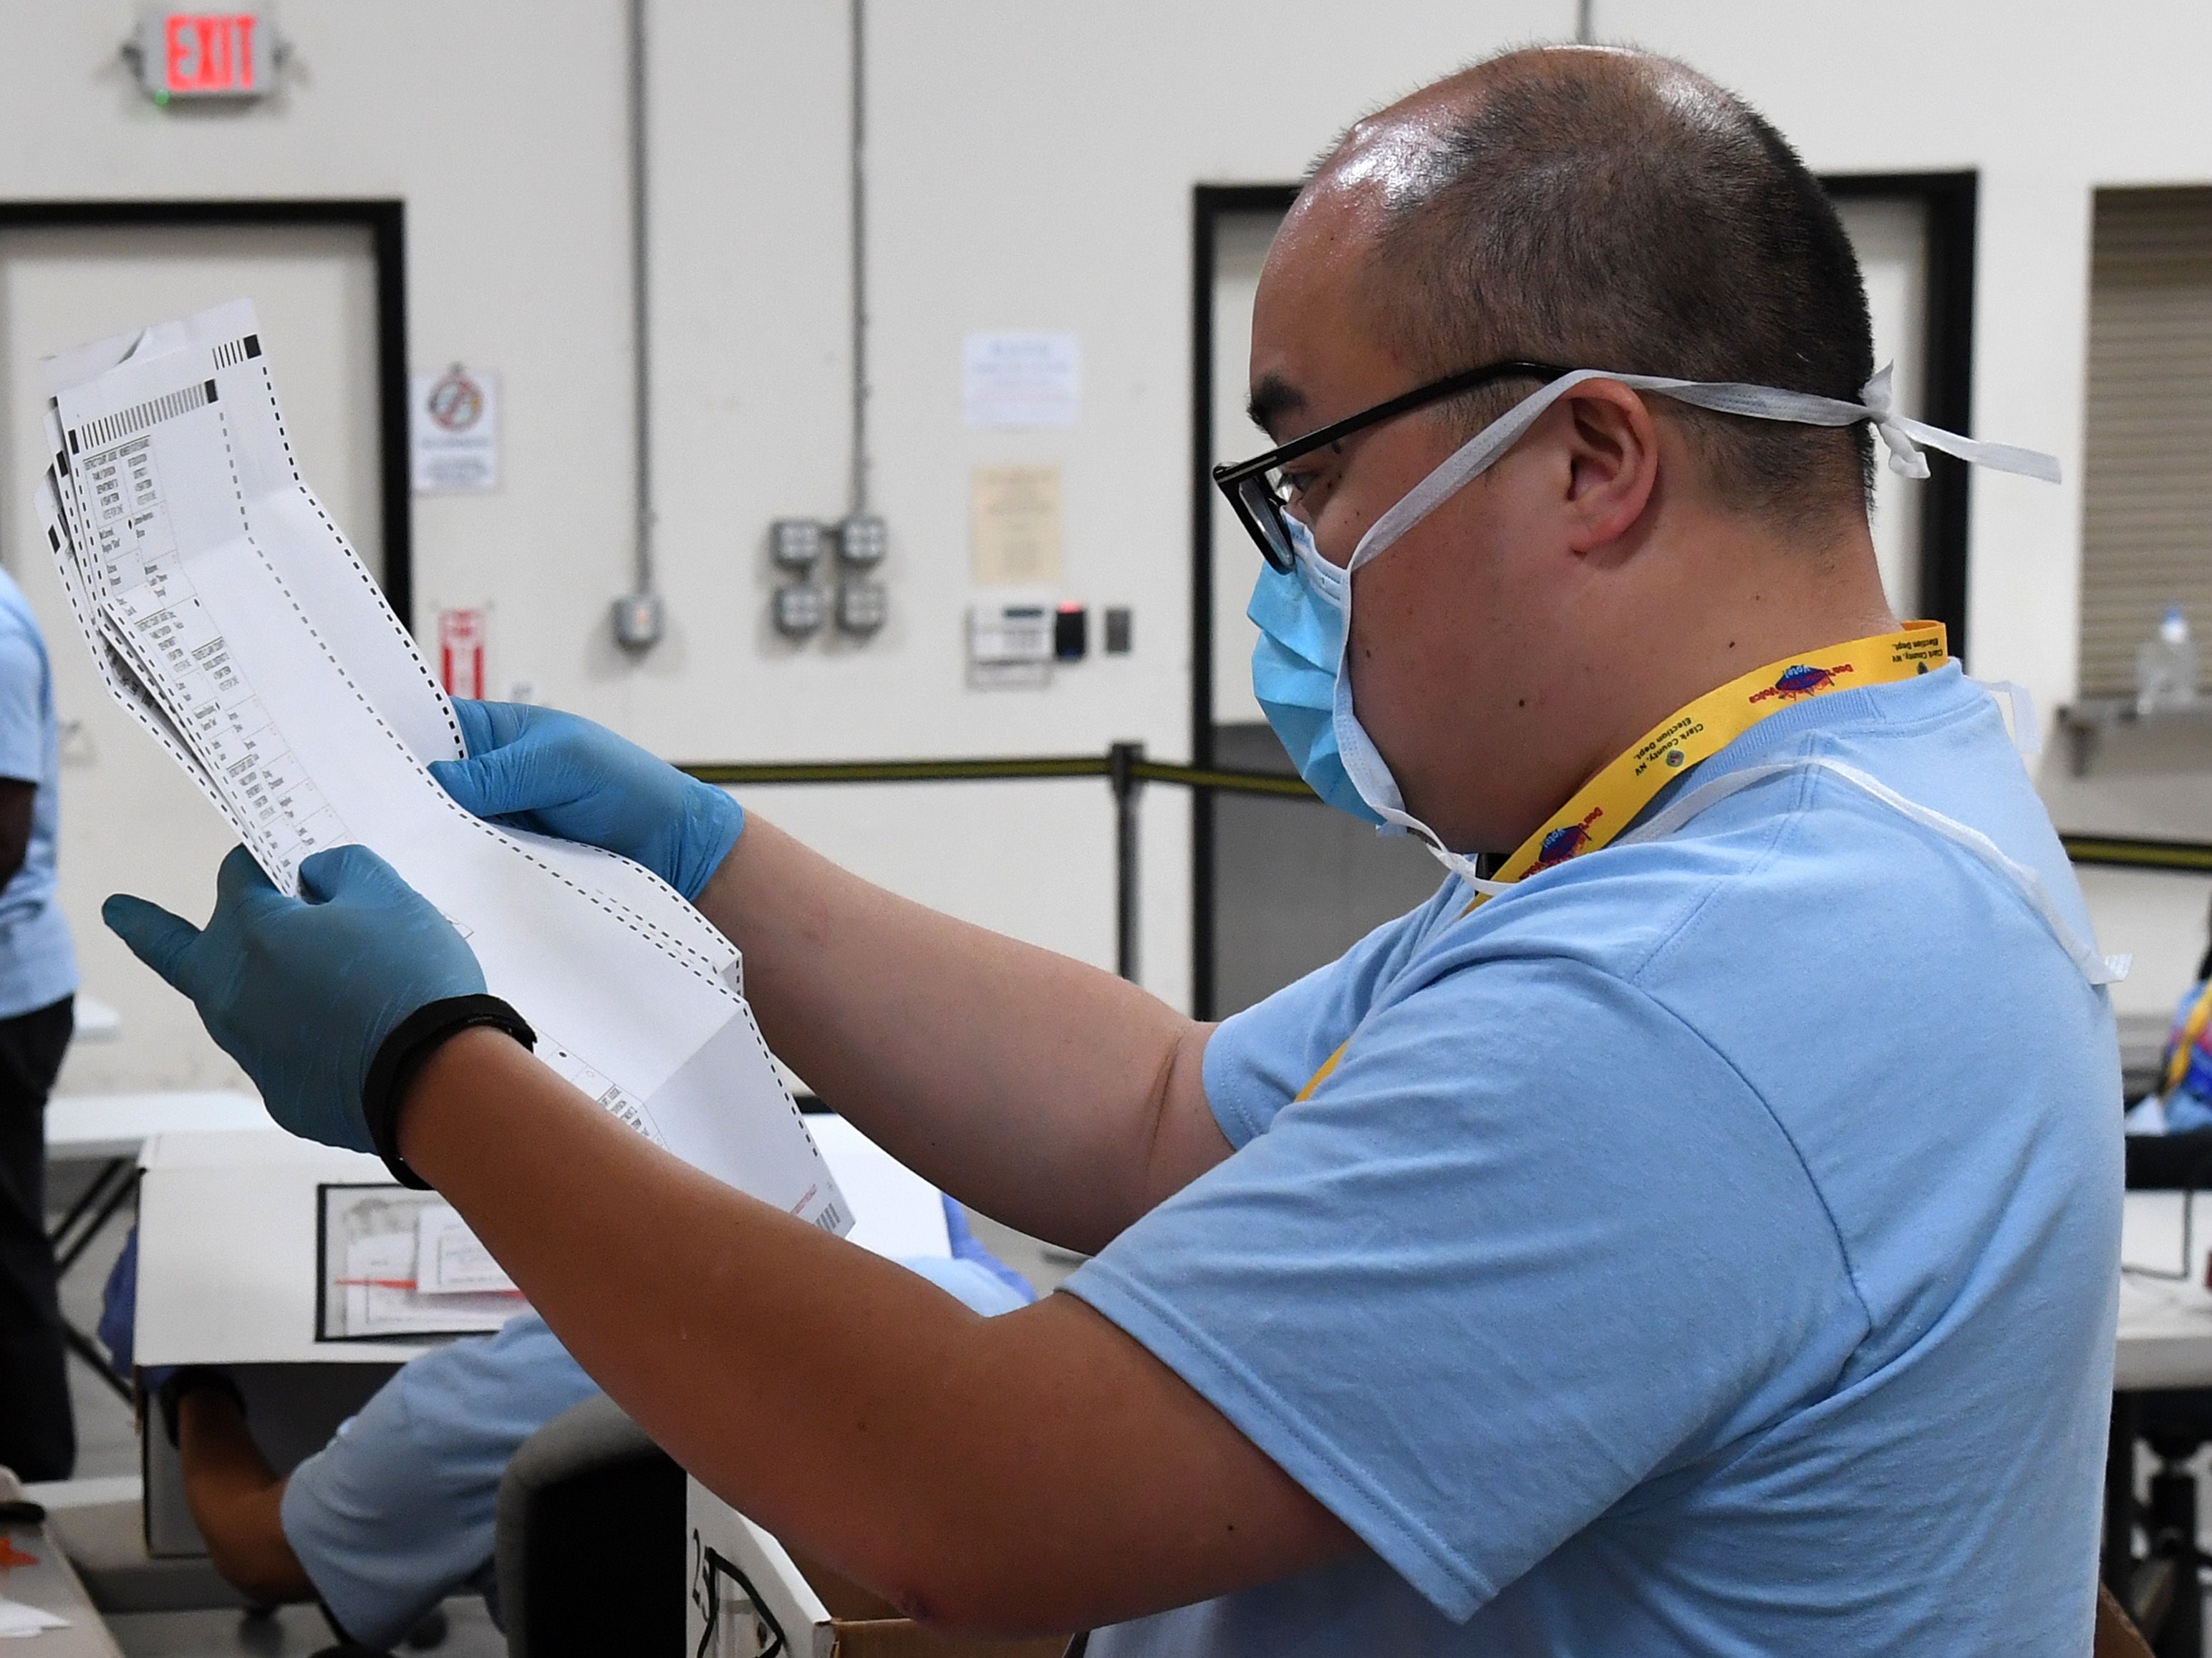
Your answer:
[0,569,74,1019]
[282,1238,1033,1649]
[1069,665,2122,1657]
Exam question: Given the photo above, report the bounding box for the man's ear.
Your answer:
[1559,382,1661,554]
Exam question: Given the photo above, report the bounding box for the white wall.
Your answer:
[4,1,2211,1082]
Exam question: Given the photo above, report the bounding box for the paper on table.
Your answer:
[41,303,838,1226]
[416,1202,518,1296]
[339,1231,519,1339]
[0,1595,67,1637]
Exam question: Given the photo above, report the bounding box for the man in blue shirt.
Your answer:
[0,565,77,1482]
[103,45,2122,1654]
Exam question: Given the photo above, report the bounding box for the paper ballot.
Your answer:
[0,1595,69,1637]
[39,301,847,1232]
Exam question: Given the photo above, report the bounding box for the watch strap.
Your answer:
[362,994,536,1188]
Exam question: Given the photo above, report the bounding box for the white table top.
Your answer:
[0,1468,122,1655]
[2119,1189,2212,1390]
[45,1091,269,1161]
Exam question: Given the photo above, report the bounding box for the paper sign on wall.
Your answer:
[410,364,499,493]
[962,332,1079,428]
[970,464,1063,586]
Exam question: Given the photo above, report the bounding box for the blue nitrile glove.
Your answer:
[430,701,745,903]
[102,844,490,1161]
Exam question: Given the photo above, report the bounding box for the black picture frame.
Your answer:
[1187,173,1979,1017]
[0,198,412,626]
[315,1181,521,1344]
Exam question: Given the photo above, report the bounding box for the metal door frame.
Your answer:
[0,198,412,624]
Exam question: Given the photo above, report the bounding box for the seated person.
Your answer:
[102,1201,1030,1649]
[2128,931,2212,1134]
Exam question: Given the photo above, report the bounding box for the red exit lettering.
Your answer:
[164,14,257,94]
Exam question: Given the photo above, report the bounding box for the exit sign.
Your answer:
[134,11,272,102]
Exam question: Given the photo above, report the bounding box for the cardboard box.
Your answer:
[687,1479,1071,1657]
[135,1128,437,1556]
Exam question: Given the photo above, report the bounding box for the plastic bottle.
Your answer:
[2136,603,2201,715]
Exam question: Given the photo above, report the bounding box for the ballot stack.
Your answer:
[36,300,847,1230]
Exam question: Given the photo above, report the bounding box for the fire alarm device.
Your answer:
[128,11,281,103]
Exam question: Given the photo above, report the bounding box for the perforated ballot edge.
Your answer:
[40,303,846,1235]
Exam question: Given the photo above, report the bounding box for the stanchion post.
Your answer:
[1109,741,1143,981]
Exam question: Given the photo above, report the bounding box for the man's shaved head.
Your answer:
[1302,47,1875,528]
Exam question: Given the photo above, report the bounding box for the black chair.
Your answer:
[492,1392,686,1657]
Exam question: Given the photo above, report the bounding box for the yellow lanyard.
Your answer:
[1293,621,1948,1104]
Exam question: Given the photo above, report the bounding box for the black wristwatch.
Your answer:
[361,994,536,1188]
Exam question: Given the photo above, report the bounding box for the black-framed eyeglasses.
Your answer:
[1211,359,1567,571]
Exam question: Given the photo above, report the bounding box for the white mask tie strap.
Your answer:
[1626,364,2063,485]
[1969,677,2042,759]
[1615,757,2125,986]
[1343,365,2060,581]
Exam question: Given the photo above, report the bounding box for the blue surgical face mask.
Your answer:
[1245,362,2063,896]
[1247,518,1379,825]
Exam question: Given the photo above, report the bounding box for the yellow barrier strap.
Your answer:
[2059,836,2212,873]
[679,757,1107,785]
[1132,762,1317,796]
[673,737,2212,881]
[677,755,1324,797]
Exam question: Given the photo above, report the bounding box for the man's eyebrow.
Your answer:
[1247,373,1305,439]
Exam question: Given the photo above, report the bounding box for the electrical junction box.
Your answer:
[836,513,889,568]
[772,583,826,641]
[611,592,664,651]
[769,518,824,573]
[131,11,277,102]
[967,603,1053,689]
[836,578,887,637]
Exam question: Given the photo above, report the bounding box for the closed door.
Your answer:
[0,221,382,1091]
